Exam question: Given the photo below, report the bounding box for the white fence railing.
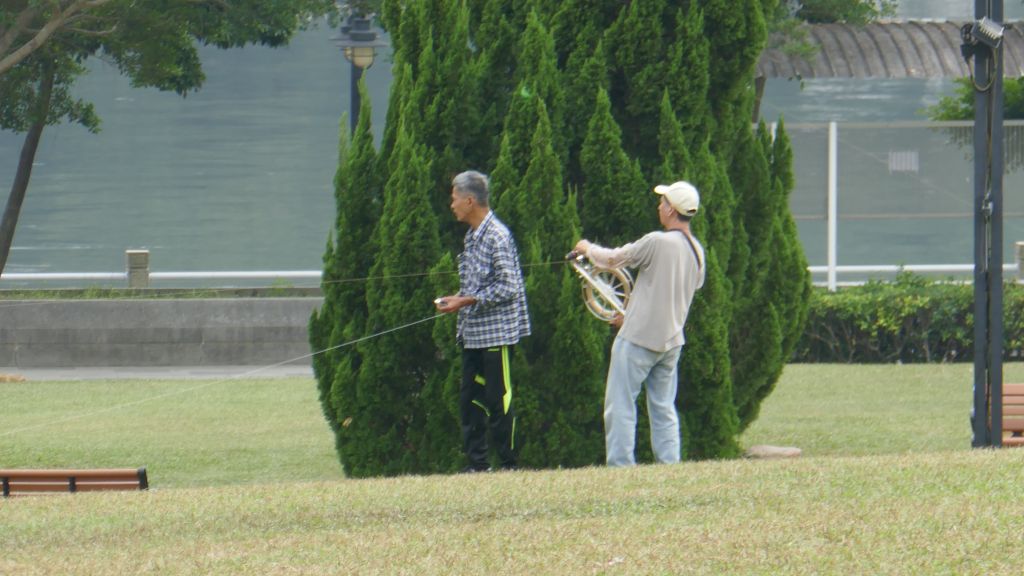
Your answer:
[2,262,1021,289]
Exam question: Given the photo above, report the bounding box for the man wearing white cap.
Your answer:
[573,181,705,467]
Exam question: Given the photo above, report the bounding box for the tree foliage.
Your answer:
[926,76,1024,121]
[314,0,810,476]
[791,0,897,24]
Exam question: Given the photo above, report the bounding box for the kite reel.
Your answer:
[566,252,633,322]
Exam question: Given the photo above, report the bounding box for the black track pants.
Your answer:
[460,346,516,469]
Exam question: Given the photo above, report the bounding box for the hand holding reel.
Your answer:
[566,252,633,322]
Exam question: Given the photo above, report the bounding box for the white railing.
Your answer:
[2,264,1020,288]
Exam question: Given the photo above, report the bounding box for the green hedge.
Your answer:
[795,273,1024,363]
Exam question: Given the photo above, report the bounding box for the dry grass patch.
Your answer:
[4,451,1024,575]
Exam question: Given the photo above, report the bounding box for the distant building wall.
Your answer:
[0,298,323,367]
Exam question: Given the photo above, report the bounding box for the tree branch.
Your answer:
[0,5,39,61]
[182,0,233,10]
[0,0,116,76]
[64,24,118,37]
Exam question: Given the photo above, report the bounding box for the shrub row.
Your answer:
[794,273,1024,363]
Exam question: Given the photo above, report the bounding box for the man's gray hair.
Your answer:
[452,170,490,207]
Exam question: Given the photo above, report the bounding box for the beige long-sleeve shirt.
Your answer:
[586,230,705,352]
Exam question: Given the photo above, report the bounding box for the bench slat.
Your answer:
[1,467,147,497]
[1002,420,1024,432]
[0,469,141,480]
[1000,384,1024,447]
[72,483,146,492]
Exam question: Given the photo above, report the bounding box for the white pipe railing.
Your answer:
[0,272,127,281]
[1,264,1020,287]
[149,271,322,280]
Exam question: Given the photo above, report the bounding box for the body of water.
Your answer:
[0,23,389,278]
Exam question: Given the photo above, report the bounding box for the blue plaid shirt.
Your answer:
[457,211,531,348]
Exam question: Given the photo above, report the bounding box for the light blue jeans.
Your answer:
[604,336,682,467]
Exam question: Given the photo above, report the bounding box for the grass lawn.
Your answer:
[1,376,342,487]
[3,364,1024,574]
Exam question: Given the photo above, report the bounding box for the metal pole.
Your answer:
[827,121,838,292]
[971,0,1004,448]
[991,0,1005,447]
[971,0,991,448]
[350,64,363,134]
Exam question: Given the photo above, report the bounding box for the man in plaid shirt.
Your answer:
[436,170,531,472]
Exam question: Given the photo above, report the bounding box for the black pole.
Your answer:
[350,63,363,134]
[971,0,1004,448]
[991,0,1005,448]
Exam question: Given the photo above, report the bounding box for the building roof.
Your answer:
[757,20,1024,79]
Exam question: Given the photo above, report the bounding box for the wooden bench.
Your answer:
[1003,384,1024,446]
[1,468,148,497]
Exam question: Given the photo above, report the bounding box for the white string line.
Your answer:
[0,312,447,439]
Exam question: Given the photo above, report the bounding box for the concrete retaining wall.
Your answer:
[0,298,323,367]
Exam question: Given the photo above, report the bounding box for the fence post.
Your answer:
[1017,242,1024,283]
[827,121,838,291]
[126,250,150,288]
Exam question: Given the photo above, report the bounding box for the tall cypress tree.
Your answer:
[603,0,670,169]
[391,0,480,251]
[473,0,519,168]
[736,119,810,428]
[310,81,381,458]
[726,123,782,430]
[342,120,442,477]
[419,251,462,473]
[561,38,609,189]
[579,88,652,246]
[653,90,691,185]
[508,101,606,468]
[514,10,567,163]
[666,3,711,146]
[315,0,810,473]
[702,0,768,160]
[679,249,741,458]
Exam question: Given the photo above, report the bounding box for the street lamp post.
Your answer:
[333,15,388,134]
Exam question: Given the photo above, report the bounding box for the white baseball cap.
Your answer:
[654,181,700,216]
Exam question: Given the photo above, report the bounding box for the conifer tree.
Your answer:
[561,38,609,188]
[653,90,691,185]
[309,125,349,438]
[315,0,810,473]
[513,11,567,163]
[342,120,442,477]
[473,0,519,167]
[702,0,768,159]
[508,102,606,468]
[603,0,670,167]
[310,82,380,453]
[666,3,711,145]
[685,139,737,276]
[388,0,480,251]
[739,119,810,427]
[419,252,463,473]
[725,124,782,430]
[579,89,653,245]
[679,249,741,458]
